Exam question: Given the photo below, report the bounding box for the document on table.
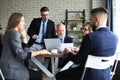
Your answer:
[58,43,73,52]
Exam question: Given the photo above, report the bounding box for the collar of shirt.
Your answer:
[42,18,48,22]
[41,19,48,33]
[96,26,107,30]
[60,37,65,43]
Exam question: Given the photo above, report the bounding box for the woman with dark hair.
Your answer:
[0,12,50,80]
[70,22,93,53]
[81,22,92,36]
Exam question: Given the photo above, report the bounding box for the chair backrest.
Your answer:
[85,55,115,69]
[81,54,116,80]
[115,52,120,61]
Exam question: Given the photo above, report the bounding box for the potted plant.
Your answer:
[70,22,78,30]
[79,15,84,19]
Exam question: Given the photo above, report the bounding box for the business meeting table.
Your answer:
[31,53,65,80]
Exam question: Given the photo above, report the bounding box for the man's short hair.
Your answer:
[40,6,49,13]
[90,7,108,16]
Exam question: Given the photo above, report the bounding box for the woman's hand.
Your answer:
[39,49,51,54]
[31,49,51,57]
[19,28,26,37]
[19,28,27,43]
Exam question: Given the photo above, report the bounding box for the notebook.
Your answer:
[44,38,61,51]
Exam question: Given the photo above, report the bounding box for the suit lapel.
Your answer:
[64,36,67,43]
[45,20,50,37]
[38,18,42,31]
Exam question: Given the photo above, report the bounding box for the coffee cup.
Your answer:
[51,49,58,54]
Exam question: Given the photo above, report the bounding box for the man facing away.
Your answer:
[55,7,118,80]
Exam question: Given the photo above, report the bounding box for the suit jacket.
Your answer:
[27,18,56,47]
[64,36,74,43]
[48,35,74,71]
[56,35,74,68]
[0,29,31,80]
[66,27,118,80]
[54,35,74,43]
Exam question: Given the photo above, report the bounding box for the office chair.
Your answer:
[111,52,120,78]
[59,61,74,72]
[0,69,5,80]
[81,54,117,80]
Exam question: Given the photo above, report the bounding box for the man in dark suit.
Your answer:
[27,6,56,51]
[27,6,56,69]
[55,7,118,80]
[56,23,74,68]
[48,23,74,71]
[55,23,73,43]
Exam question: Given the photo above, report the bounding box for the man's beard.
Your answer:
[58,35,65,39]
[91,24,97,31]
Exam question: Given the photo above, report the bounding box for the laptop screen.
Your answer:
[44,38,61,51]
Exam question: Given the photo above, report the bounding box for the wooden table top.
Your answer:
[38,53,64,57]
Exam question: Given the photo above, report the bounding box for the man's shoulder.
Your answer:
[53,35,58,38]
[32,18,41,21]
[48,19,55,23]
[65,36,73,40]
[64,36,74,43]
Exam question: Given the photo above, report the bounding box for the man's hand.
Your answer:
[32,34,38,39]
[71,47,79,53]
[63,48,70,57]
[63,48,69,54]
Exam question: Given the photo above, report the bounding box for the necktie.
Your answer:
[42,20,45,42]
[60,39,63,43]
[42,20,45,37]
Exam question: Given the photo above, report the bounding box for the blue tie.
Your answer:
[41,20,45,42]
[60,39,63,43]
[42,20,45,38]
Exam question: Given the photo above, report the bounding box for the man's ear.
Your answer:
[95,16,100,26]
[95,16,98,22]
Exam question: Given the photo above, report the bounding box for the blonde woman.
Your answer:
[0,12,50,80]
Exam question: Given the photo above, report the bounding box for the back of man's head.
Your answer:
[90,7,108,21]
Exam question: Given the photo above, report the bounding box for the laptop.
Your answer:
[44,38,61,51]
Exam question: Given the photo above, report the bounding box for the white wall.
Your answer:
[113,0,120,52]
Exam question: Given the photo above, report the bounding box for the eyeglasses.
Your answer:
[80,28,89,31]
[41,14,49,16]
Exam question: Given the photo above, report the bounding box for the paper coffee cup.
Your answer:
[51,49,58,54]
